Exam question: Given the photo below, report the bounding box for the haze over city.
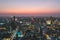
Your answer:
[0,0,60,40]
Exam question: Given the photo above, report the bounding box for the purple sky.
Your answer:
[0,0,60,16]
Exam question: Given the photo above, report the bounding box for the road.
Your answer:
[11,26,19,40]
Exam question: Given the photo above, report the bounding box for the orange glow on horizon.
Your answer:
[0,7,59,15]
[0,0,60,15]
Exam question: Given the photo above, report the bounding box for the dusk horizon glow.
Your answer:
[0,0,60,16]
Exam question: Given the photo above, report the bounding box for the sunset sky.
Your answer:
[0,0,60,16]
